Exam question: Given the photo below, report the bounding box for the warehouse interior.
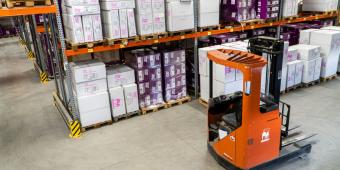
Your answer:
[1,0,340,169]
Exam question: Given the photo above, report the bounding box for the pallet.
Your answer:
[321,74,337,82]
[113,110,140,122]
[302,10,338,16]
[239,19,265,26]
[302,80,321,88]
[81,120,113,132]
[282,15,299,21]
[198,25,220,32]
[5,0,51,8]
[265,18,279,23]
[104,36,139,46]
[140,103,168,115]
[198,98,208,108]
[65,40,103,51]
[166,96,192,108]
[168,29,195,37]
[139,32,168,41]
[285,84,302,93]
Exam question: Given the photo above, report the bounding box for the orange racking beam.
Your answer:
[0,5,57,17]
[66,12,338,57]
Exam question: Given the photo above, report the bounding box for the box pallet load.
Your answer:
[198,0,219,27]
[220,0,256,23]
[290,44,322,84]
[125,49,165,109]
[310,29,340,78]
[282,0,299,18]
[321,26,340,73]
[285,46,304,89]
[161,50,187,102]
[107,65,139,119]
[256,0,280,19]
[302,0,338,12]
[70,60,111,127]
[166,0,194,32]
[133,0,166,35]
[100,0,137,39]
[62,0,103,43]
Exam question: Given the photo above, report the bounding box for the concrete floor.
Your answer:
[0,37,340,170]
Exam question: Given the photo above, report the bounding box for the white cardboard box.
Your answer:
[65,5,100,15]
[310,30,340,57]
[200,75,209,101]
[63,14,84,43]
[294,60,304,85]
[100,0,135,10]
[213,63,236,83]
[119,9,129,38]
[320,55,339,78]
[287,48,298,62]
[74,78,108,97]
[286,62,296,88]
[77,91,110,113]
[281,66,287,92]
[80,107,112,127]
[123,83,139,113]
[135,0,152,14]
[102,10,121,39]
[70,60,106,83]
[198,45,226,76]
[65,0,99,6]
[153,13,166,33]
[127,9,137,37]
[302,0,338,12]
[302,59,316,83]
[166,0,194,32]
[92,14,103,41]
[314,57,322,80]
[107,65,136,88]
[109,86,127,117]
[198,0,219,27]
[82,15,95,42]
[290,44,321,61]
[283,41,289,67]
[136,13,154,35]
[299,29,318,45]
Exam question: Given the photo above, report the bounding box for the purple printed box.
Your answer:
[162,50,186,66]
[164,74,186,90]
[136,67,162,83]
[125,49,161,69]
[139,92,164,108]
[164,86,187,102]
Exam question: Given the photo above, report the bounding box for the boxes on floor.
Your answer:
[198,45,226,76]
[261,65,267,94]
[299,29,318,45]
[302,57,323,83]
[74,79,108,97]
[321,26,340,72]
[290,44,321,61]
[109,86,126,117]
[107,65,136,88]
[213,80,243,98]
[314,57,322,80]
[286,60,303,88]
[200,75,209,101]
[123,84,139,113]
[198,0,219,27]
[166,0,194,32]
[287,47,298,62]
[213,63,236,83]
[77,91,111,127]
[70,60,106,84]
[281,66,288,92]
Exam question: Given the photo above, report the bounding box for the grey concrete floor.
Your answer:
[0,37,340,170]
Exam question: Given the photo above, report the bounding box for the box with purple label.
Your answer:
[164,85,187,102]
[139,92,164,108]
[125,50,162,69]
[162,50,186,66]
[136,67,162,83]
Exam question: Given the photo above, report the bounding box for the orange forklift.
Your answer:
[207,37,315,170]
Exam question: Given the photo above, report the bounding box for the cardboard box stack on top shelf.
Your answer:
[135,0,166,35]
[302,0,338,12]
[198,0,220,28]
[70,60,111,127]
[282,0,299,18]
[100,0,137,39]
[165,0,194,32]
[62,0,103,43]
[107,65,139,118]
[125,49,164,108]
[162,50,187,102]
[256,0,280,20]
[290,44,322,84]
[220,0,257,23]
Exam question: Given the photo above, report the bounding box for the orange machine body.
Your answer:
[207,49,282,169]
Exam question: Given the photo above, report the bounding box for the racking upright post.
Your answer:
[193,0,199,99]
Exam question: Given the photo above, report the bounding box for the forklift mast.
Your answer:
[248,36,284,103]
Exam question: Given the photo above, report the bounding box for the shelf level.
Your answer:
[0,5,57,17]
[65,12,338,57]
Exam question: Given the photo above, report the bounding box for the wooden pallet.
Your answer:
[198,98,208,108]
[5,0,51,8]
[139,32,168,41]
[321,74,337,82]
[104,36,140,46]
[302,10,338,16]
[81,120,113,132]
[285,84,302,93]
[239,19,265,26]
[168,29,195,37]
[113,110,140,122]
[302,80,321,88]
[66,40,103,51]
[198,25,220,32]
[166,96,192,108]
[265,18,279,23]
[282,15,299,21]
[140,103,168,115]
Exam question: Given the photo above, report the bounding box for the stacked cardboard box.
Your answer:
[198,0,219,27]
[256,0,280,19]
[162,50,187,102]
[290,44,322,84]
[166,0,194,32]
[310,30,340,78]
[302,0,338,12]
[282,0,298,18]
[125,49,164,108]
[62,0,103,43]
[107,65,139,118]
[321,26,340,72]
[220,0,257,23]
[134,0,166,35]
[70,60,111,127]
[100,0,137,39]
[285,47,304,88]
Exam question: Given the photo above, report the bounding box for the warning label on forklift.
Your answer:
[261,128,270,143]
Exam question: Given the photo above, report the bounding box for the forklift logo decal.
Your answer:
[261,128,270,143]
